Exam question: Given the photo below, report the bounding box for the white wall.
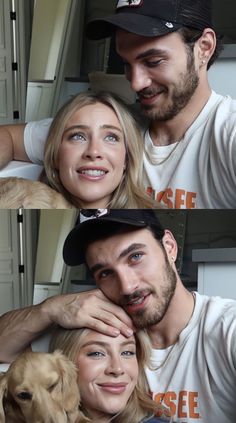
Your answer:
[35,210,76,284]
[208,45,236,98]
[28,0,71,81]
[209,59,236,97]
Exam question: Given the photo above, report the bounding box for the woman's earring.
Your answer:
[52,170,56,179]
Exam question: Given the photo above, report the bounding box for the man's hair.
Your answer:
[178,26,224,69]
[83,223,165,268]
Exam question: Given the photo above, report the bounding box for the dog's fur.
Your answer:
[0,177,73,209]
[0,351,82,423]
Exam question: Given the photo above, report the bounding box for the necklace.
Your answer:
[155,140,182,166]
[152,343,176,371]
[152,292,196,371]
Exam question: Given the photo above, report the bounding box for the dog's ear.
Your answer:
[0,373,7,422]
[52,351,81,412]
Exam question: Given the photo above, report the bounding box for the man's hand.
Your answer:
[0,124,29,169]
[0,289,134,363]
[43,289,134,337]
[0,128,14,168]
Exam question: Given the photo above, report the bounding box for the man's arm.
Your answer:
[0,289,134,363]
[0,124,29,168]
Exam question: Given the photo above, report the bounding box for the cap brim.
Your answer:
[86,14,182,40]
[63,217,147,267]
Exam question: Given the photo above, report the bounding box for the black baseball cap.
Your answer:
[63,209,165,266]
[86,0,212,40]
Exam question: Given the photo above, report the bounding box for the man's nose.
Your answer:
[117,268,139,296]
[128,66,152,93]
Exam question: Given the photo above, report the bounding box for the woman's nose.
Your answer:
[105,356,125,376]
[82,138,103,160]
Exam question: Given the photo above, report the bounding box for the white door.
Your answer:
[0,210,36,315]
[0,0,32,124]
[25,0,84,120]
[0,0,14,123]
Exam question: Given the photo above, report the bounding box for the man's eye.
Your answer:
[98,269,112,279]
[130,253,143,262]
[146,59,163,67]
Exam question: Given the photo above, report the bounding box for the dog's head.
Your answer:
[0,351,81,423]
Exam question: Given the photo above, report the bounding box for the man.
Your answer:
[1,0,236,208]
[0,209,236,422]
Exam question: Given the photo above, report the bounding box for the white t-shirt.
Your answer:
[143,91,236,209]
[24,91,236,209]
[145,292,236,423]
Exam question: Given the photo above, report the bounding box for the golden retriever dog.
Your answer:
[0,351,82,423]
[0,177,73,209]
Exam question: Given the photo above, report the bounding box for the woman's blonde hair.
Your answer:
[49,327,167,423]
[43,91,155,208]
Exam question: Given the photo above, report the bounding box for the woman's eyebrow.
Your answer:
[101,125,123,133]
[63,124,89,134]
[81,340,136,348]
[63,124,123,135]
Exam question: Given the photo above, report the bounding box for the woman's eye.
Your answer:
[87,351,105,358]
[121,350,136,357]
[69,132,86,142]
[104,133,119,143]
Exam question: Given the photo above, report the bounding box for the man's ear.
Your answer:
[161,230,178,263]
[196,28,216,68]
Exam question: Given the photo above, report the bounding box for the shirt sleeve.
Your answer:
[24,118,53,165]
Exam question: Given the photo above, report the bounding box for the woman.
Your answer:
[49,327,171,423]
[43,91,156,208]
[0,92,158,209]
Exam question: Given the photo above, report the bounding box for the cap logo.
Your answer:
[80,209,109,223]
[117,0,143,9]
[165,22,174,28]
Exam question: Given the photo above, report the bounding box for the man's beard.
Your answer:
[139,51,199,122]
[121,255,177,329]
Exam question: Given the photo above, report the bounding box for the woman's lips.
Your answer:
[77,167,108,180]
[98,383,128,394]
